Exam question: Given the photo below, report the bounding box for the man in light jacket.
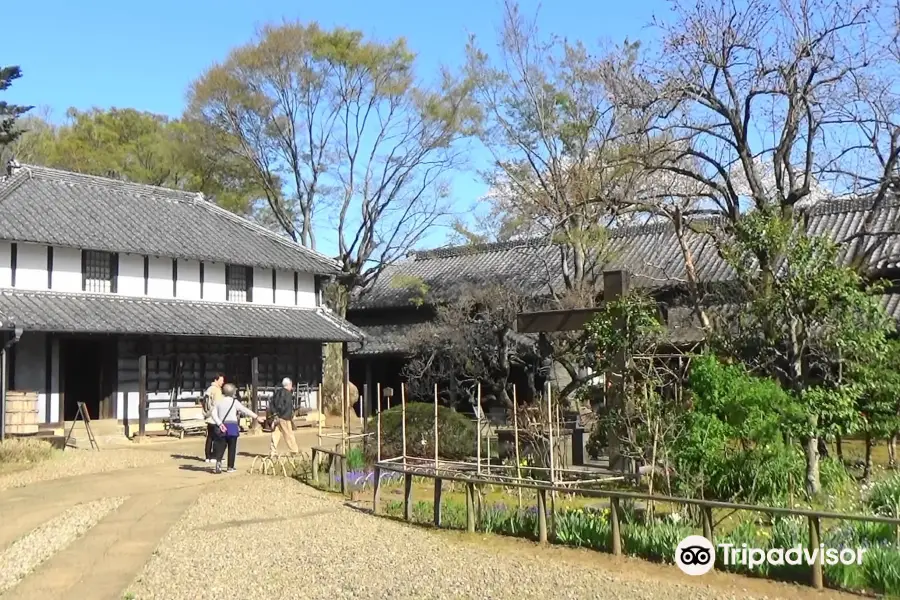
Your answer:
[211,383,263,473]
[202,373,225,463]
[269,377,299,456]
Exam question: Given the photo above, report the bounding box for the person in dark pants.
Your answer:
[202,373,225,463]
[210,383,263,473]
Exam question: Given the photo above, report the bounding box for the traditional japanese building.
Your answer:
[0,164,363,436]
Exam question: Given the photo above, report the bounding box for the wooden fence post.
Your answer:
[809,515,823,589]
[372,466,382,515]
[466,482,476,533]
[404,473,413,521]
[610,497,622,556]
[434,478,443,527]
[537,488,548,543]
[339,455,347,495]
[328,455,335,490]
[311,448,319,485]
[702,506,714,545]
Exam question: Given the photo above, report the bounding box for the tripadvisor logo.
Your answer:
[674,535,866,576]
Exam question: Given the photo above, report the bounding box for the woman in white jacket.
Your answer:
[210,383,263,473]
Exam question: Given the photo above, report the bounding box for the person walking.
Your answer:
[269,377,299,457]
[211,383,263,474]
[202,373,225,463]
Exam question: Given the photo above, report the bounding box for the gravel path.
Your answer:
[0,496,126,593]
[0,449,169,491]
[126,477,801,600]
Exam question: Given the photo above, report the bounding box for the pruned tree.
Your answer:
[0,65,33,147]
[403,283,543,410]
[189,22,478,410]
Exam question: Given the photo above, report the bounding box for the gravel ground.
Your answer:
[0,449,169,491]
[0,496,126,593]
[126,477,793,600]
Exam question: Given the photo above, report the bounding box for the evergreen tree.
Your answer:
[0,66,33,145]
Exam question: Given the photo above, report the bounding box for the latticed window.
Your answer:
[82,250,116,293]
[226,265,252,302]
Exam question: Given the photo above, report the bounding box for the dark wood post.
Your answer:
[433,478,443,527]
[250,354,259,432]
[537,488,548,543]
[465,482,476,533]
[328,454,335,490]
[137,352,148,438]
[403,472,413,521]
[311,448,320,485]
[339,455,347,495]
[809,516,823,589]
[604,270,631,473]
[702,506,714,545]
[610,497,622,556]
[372,466,382,515]
[342,354,350,436]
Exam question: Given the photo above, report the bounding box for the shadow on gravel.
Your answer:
[199,508,341,531]
[170,454,204,461]
[177,465,217,473]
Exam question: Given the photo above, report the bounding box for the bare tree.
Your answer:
[188,22,478,409]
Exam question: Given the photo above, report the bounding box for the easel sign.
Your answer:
[64,402,100,451]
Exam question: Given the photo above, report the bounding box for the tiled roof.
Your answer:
[0,165,340,274]
[0,289,364,341]
[352,195,900,310]
[349,322,422,356]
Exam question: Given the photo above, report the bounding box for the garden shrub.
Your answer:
[865,473,900,517]
[621,518,692,563]
[370,402,475,461]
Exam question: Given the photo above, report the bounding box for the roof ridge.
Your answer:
[15,164,340,270]
[808,193,900,215]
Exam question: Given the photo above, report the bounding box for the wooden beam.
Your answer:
[250,354,259,415]
[137,353,148,437]
[516,307,605,333]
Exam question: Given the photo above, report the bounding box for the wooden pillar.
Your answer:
[250,354,259,432]
[137,352,148,437]
[604,270,631,473]
[0,344,8,442]
[342,353,350,440]
[365,360,374,423]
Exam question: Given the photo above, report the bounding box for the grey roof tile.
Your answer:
[353,195,900,310]
[0,289,364,341]
[0,165,340,274]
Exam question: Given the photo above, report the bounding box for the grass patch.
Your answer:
[0,438,56,473]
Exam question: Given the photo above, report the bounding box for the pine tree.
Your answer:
[0,66,33,145]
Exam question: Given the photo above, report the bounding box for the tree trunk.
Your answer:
[803,434,821,497]
[864,430,874,482]
[836,434,844,463]
[322,281,351,415]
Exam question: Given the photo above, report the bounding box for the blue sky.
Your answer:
[2,0,668,255]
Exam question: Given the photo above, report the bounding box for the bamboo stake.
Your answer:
[547,381,554,485]
[512,384,523,510]
[401,382,407,466]
[376,382,382,463]
[434,384,439,470]
[341,379,347,455]
[317,383,323,448]
[476,382,482,475]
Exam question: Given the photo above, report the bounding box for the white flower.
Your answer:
[668,512,683,524]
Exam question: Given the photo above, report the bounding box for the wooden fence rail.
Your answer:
[308,450,900,591]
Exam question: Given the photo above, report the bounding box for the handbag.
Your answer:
[217,398,240,437]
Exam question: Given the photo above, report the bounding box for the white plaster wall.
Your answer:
[15,243,48,291]
[51,247,81,292]
[203,262,226,302]
[252,267,273,304]
[0,241,11,287]
[147,257,174,298]
[296,272,317,308]
[176,259,201,300]
[12,332,47,422]
[274,269,294,306]
[118,253,145,296]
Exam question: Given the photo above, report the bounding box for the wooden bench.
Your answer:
[166,405,208,439]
